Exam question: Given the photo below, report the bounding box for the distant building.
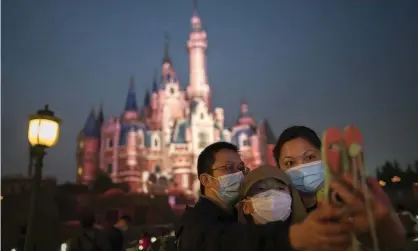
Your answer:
[76,3,277,194]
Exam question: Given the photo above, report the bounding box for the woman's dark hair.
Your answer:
[273,126,321,166]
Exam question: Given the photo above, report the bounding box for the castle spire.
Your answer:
[192,0,198,15]
[97,102,104,125]
[124,76,138,111]
[152,69,158,93]
[83,107,100,138]
[162,32,171,64]
[143,89,150,107]
[190,0,203,32]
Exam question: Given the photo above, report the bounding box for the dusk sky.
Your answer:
[2,0,417,182]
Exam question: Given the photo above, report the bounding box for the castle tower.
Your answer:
[237,100,254,126]
[160,34,183,142]
[80,108,101,184]
[186,0,210,106]
[123,76,139,121]
[151,69,158,110]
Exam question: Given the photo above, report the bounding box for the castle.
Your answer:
[76,4,277,195]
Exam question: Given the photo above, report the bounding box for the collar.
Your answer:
[199,195,236,214]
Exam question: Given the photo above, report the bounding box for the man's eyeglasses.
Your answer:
[213,163,249,174]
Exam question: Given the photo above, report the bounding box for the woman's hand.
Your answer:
[330,175,406,248]
[289,201,352,251]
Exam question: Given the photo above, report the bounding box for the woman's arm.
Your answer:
[330,177,407,249]
[358,211,406,249]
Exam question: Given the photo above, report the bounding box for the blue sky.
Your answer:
[2,0,417,182]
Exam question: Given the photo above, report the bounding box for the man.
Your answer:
[68,211,111,251]
[176,142,354,251]
[107,215,132,251]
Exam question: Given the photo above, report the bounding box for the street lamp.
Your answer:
[24,105,61,251]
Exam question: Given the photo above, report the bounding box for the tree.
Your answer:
[90,170,129,193]
[376,160,418,188]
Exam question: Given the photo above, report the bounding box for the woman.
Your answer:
[273,125,406,249]
[237,164,307,225]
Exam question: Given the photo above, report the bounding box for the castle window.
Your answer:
[239,134,249,147]
[154,139,158,147]
[79,141,84,148]
[200,113,204,120]
[243,139,249,146]
[107,164,113,174]
[198,132,208,149]
[170,87,175,94]
[77,167,83,176]
[108,138,114,148]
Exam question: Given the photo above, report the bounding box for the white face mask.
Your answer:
[249,189,292,224]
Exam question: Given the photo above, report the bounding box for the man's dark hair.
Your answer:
[120,215,132,223]
[80,211,96,229]
[273,126,321,167]
[197,142,239,194]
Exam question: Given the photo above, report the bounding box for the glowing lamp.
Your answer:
[378,180,386,187]
[28,105,61,147]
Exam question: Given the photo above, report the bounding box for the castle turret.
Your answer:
[237,100,254,125]
[186,0,211,106]
[123,77,139,121]
[80,108,101,184]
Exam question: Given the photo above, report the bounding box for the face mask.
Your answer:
[211,172,244,206]
[249,189,292,224]
[286,160,324,193]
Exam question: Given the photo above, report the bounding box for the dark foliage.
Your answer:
[376,160,418,188]
[90,170,130,193]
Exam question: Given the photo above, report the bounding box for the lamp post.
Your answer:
[25,105,61,251]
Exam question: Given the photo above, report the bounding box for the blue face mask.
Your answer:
[286,160,324,193]
[211,172,244,206]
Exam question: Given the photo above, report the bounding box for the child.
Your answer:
[238,165,307,225]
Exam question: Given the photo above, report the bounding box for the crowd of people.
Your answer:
[65,213,130,251]
[63,125,414,251]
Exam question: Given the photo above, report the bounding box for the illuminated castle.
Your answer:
[76,4,277,195]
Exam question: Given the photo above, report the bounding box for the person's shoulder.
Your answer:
[181,198,223,224]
